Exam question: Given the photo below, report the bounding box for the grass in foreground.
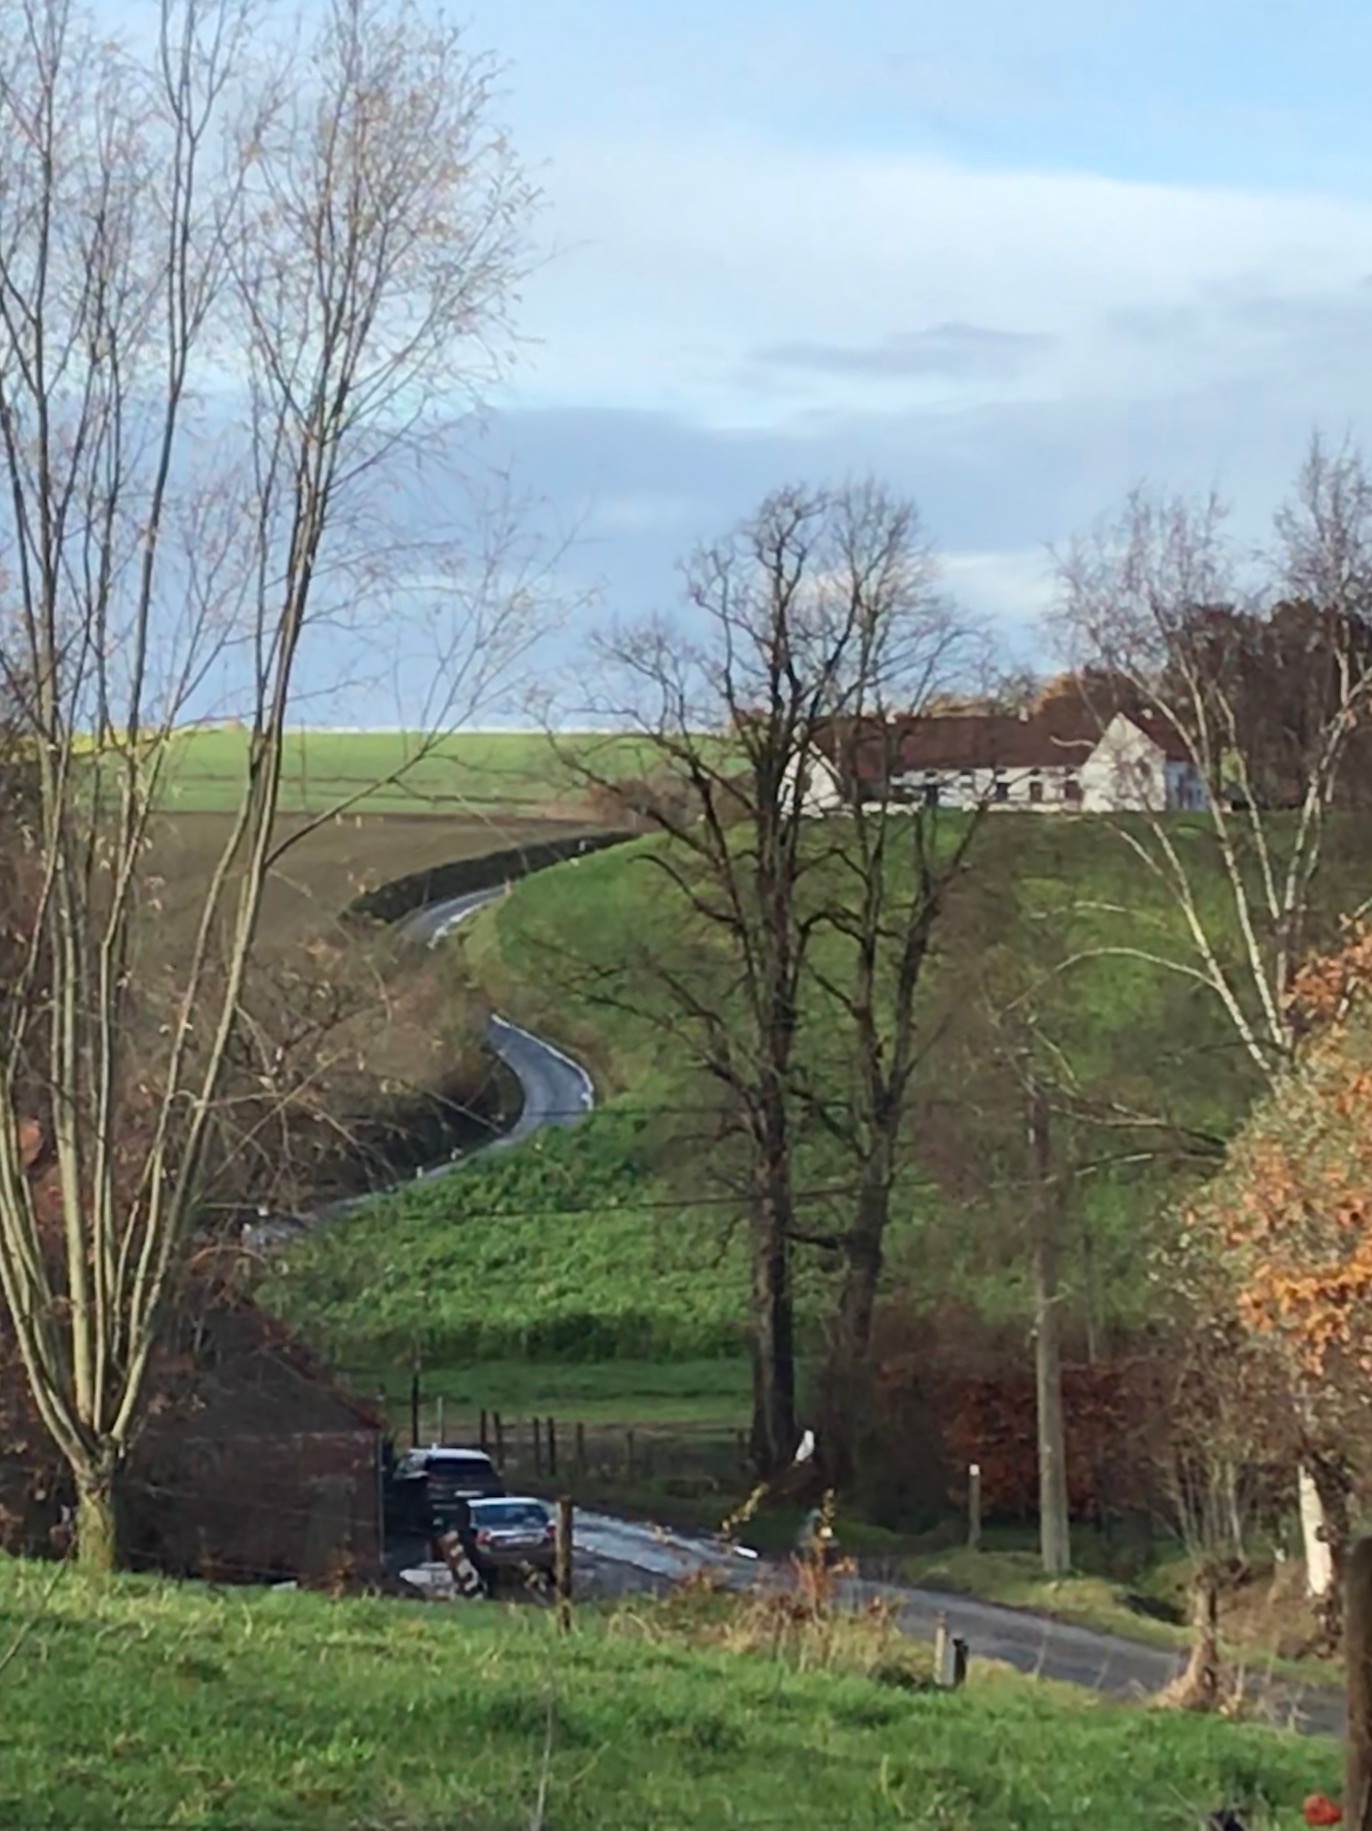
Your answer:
[0,1558,1339,1829]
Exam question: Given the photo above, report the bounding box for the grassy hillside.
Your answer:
[0,1557,1337,1828]
[153,725,654,815]
[268,813,1325,1375]
[263,1110,751,1366]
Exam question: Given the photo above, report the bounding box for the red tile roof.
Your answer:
[814,703,1192,782]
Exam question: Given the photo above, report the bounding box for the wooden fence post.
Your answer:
[494,1412,505,1468]
[1346,1537,1372,1830]
[547,1417,558,1479]
[479,1409,489,1454]
[532,1417,544,1480]
[575,1421,586,1477]
[968,1462,982,1552]
[555,1496,574,1633]
[932,1611,968,1689]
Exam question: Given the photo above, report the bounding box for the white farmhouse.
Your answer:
[795,703,1208,815]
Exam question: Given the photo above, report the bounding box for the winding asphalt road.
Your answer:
[397,884,594,1143]
[243,885,592,1250]
[293,870,1348,1734]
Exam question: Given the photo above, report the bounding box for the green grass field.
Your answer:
[260,1108,756,1366]
[152,724,654,815]
[268,813,1331,1379]
[364,1356,753,1427]
[0,1557,1338,1829]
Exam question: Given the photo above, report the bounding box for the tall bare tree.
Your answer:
[582,481,979,1473]
[791,516,987,1476]
[1052,431,1372,1603]
[0,0,540,1567]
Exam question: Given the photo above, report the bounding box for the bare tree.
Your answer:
[790,504,987,1477]
[1052,436,1372,1080]
[0,0,540,1567]
[580,480,979,1474]
[1051,431,1372,1606]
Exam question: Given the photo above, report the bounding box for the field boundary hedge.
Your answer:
[343,828,637,926]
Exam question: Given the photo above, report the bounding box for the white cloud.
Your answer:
[587,491,702,534]
[942,547,1055,626]
[515,128,1372,430]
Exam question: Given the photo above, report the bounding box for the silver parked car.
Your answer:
[467,1496,557,1586]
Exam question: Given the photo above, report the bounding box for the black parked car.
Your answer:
[385,1446,506,1540]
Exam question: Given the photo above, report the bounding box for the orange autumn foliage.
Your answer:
[1189,923,1372,1389]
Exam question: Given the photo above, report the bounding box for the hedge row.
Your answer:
[344,828,636,926]
[315,1309,749,1367]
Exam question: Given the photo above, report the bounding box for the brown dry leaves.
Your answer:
[1190,922,1372,1387]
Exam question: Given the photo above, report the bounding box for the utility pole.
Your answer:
[1028,1069,1071,1578]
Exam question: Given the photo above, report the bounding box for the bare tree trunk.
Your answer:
[1225,1464,1246,1564]
[836,1129,889,1338]
[747,1107,799,1472]
[73,1452,122,1577]
[820,1172,888,1485]
[1080,1217,1100,1365]
[1030,1086,1071,1577]
[1034,1241,1071,1577]
[750,1220,796,1474]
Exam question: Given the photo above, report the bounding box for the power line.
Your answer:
[252,1179,880,1233]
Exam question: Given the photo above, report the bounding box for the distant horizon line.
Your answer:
[177,722,636,736]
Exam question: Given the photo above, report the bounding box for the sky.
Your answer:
[435,0,1372,701]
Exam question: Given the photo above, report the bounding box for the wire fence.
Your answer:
[401,1402,749,1494]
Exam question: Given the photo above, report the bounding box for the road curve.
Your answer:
[243,883,594,1250]
[395,884,505,950]
[396,884,595,1142]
